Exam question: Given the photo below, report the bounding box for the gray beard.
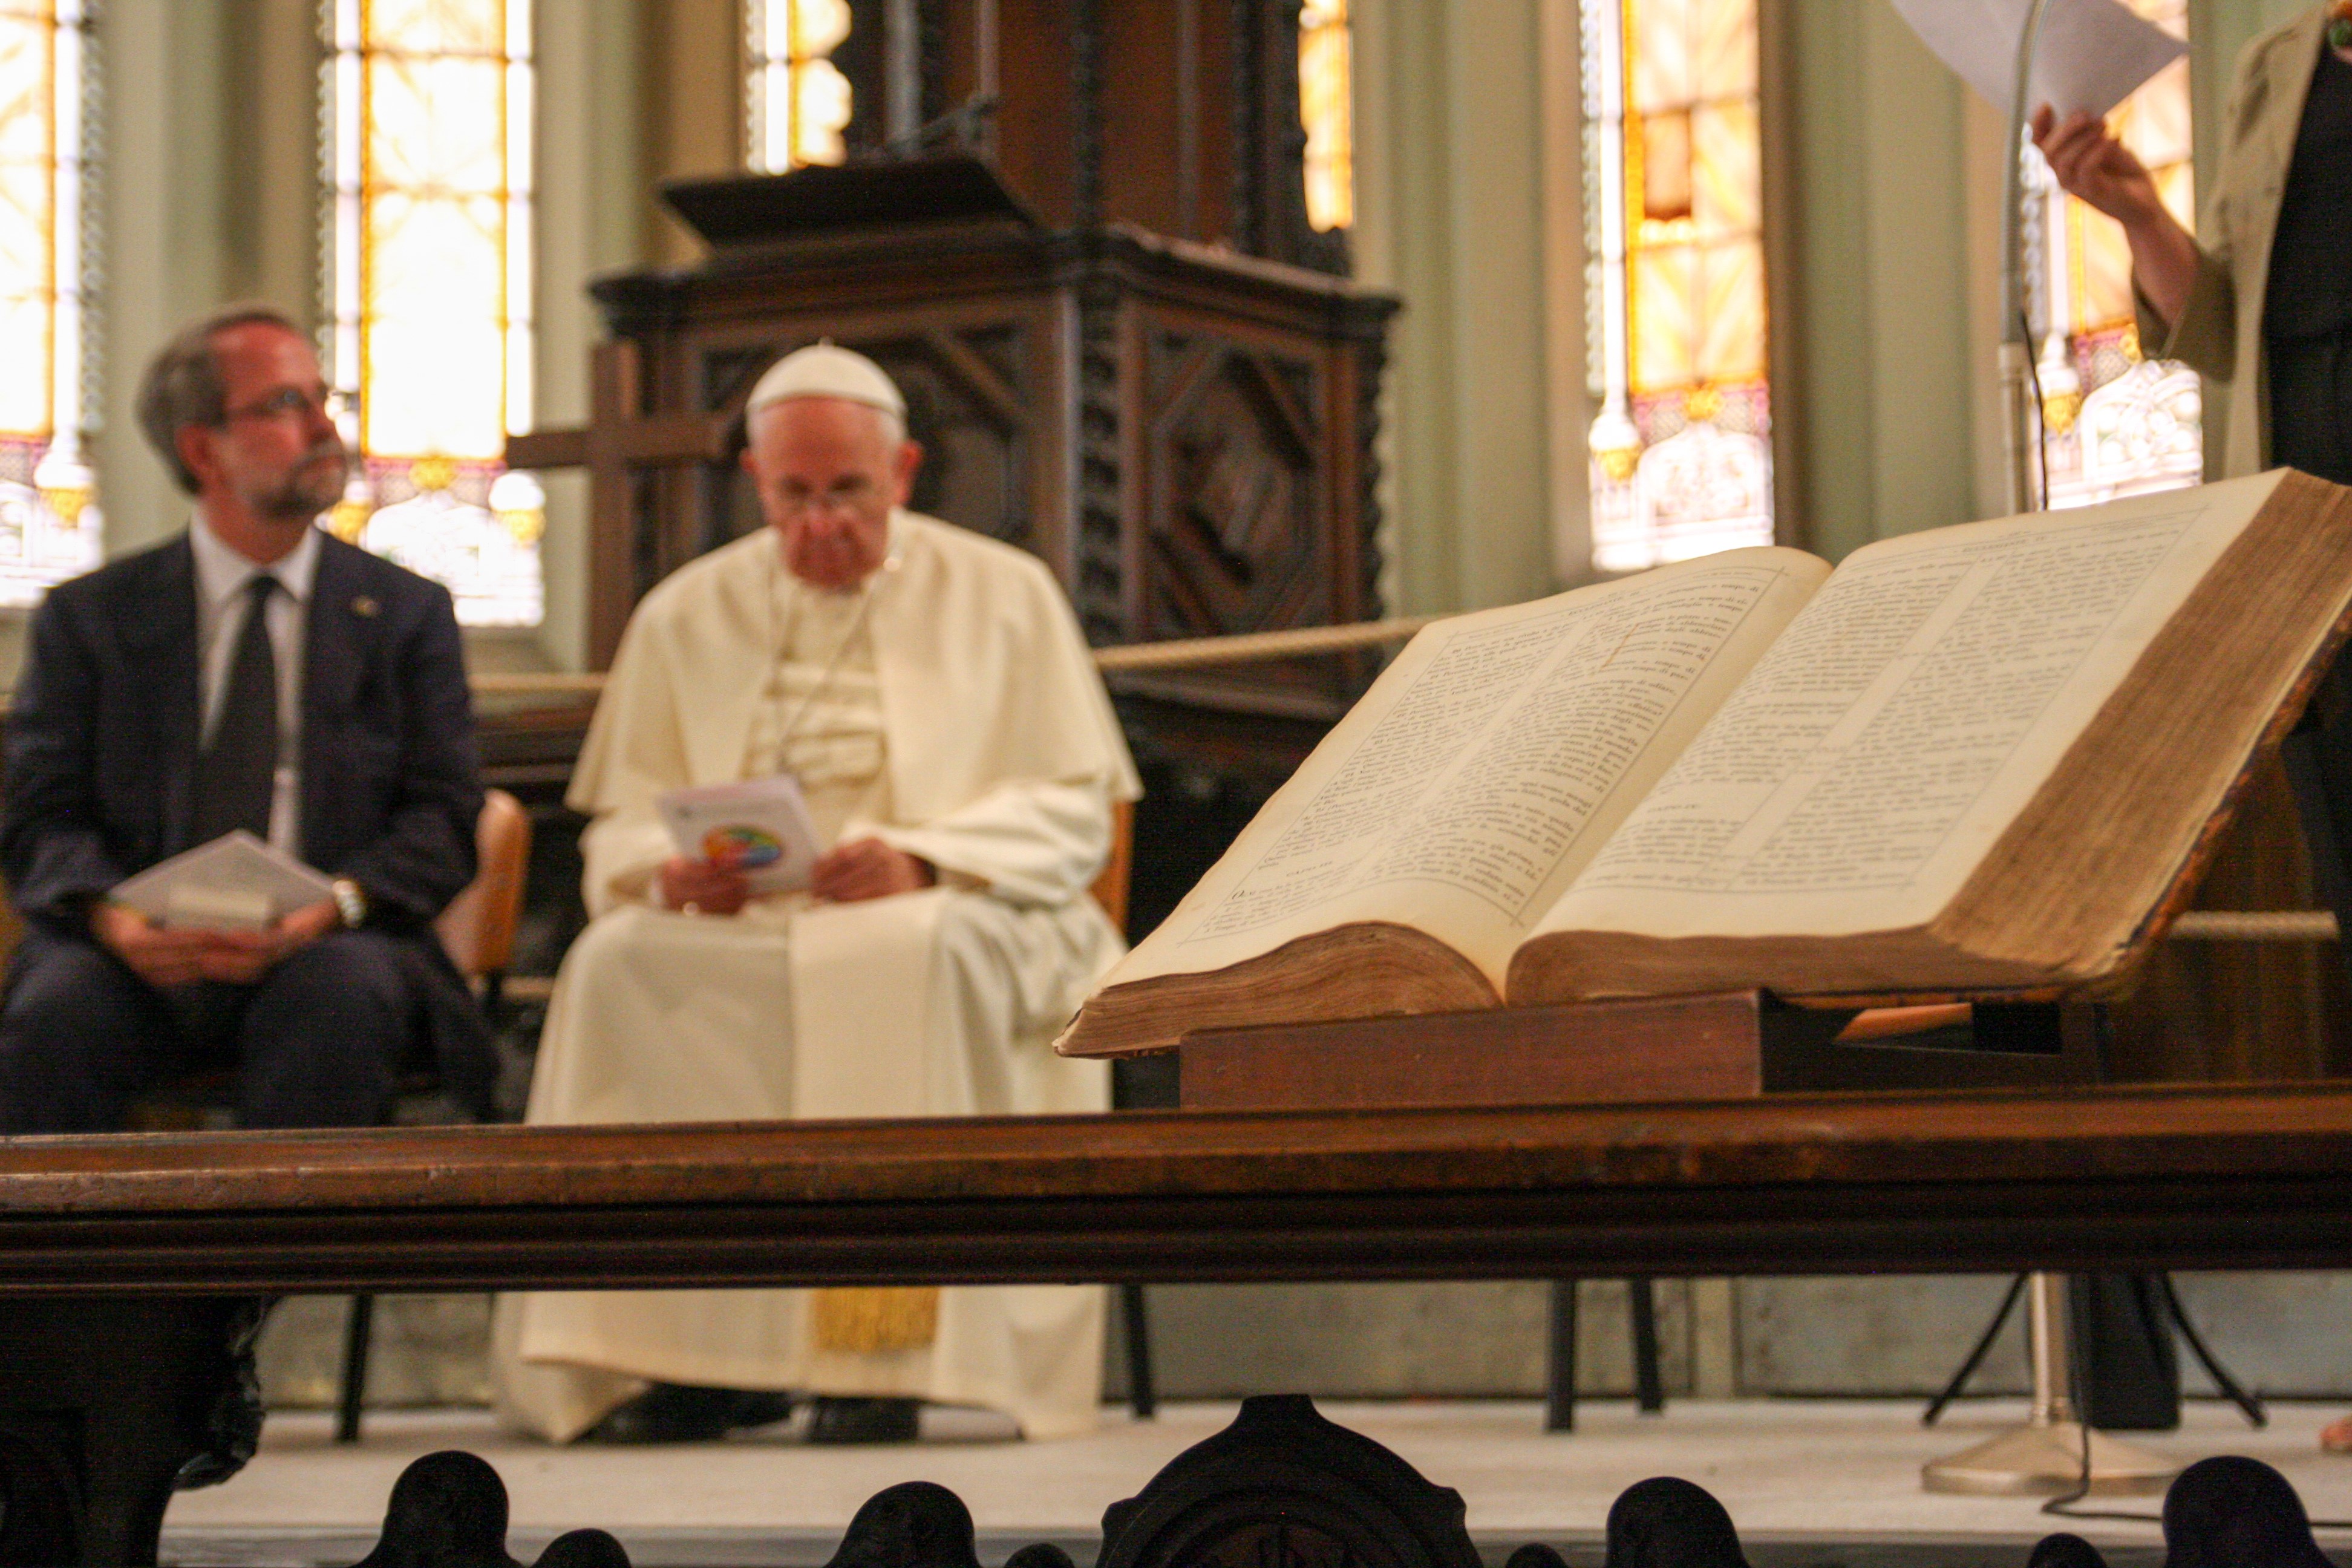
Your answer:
[250,449,350,521]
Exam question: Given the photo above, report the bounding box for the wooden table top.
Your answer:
[2,1082,2348,1293]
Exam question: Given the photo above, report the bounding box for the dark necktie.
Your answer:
[194,573,282,843]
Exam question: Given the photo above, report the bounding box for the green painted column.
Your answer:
[1353,0,1560,616]
[1783,0,1981,561]
[533,0,650,673]
[99,0,238,561]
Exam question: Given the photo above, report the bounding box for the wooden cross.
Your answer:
[503,339,731,667]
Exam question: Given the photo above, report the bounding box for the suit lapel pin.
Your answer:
[351,595,379,618]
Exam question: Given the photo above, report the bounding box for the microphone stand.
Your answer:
[1922,1,2178,1496]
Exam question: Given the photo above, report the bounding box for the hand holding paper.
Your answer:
[658,854,754,916]
[656,775,822,911]
[1889,0,2185,123]
[95,833,344,987]
[108,832,338,931]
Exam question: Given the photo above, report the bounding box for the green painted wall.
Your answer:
[1353,0,1559,617]
[1784,0,1983,561]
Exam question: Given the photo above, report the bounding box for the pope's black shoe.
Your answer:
[806,1396,922,1445]
[583,1383,795,1444]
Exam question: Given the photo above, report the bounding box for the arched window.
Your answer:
[1580,0,1773,573]
[322,0,544,627]
[1299,0,1352,234]
[0,0,99,603]
[2030,0,2200,508]
[745,0,852,172]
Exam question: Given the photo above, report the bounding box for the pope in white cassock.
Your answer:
[493,344,1140,1446]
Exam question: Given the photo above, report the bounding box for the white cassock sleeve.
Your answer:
[568,598,699,918]
[866,775,1114,909]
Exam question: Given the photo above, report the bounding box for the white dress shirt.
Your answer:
[189,511,320,855]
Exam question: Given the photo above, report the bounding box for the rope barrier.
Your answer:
[2166,909,2340,942]
[1089,615,1442,673]
[470,614,1442,697]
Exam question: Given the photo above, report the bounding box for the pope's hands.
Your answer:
[91,897,341,988]
[811,838,935,903]
[2031,106,2166,229]
[659,855,753,916]
[658,839,934,913]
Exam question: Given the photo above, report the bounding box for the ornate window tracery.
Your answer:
[2029,0,2200,509]
[1580,0,1772,574]
[322,0,543,627]
[746,0,852,172]
[1299,0,1351,233]
[0,0,99,604]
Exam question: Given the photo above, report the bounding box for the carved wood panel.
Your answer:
[1141,327,1328,642]
[1108,291,1374,723]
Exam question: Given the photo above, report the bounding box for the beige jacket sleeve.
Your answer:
[2137,249,2239,384]
[2134,49,2254,384]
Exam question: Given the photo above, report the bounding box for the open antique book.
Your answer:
[1059,471,2352,1058]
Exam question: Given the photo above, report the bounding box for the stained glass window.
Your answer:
[1580,0,1772,573]
[2029,0,2200,509]
[322,0,543,627]
[0,0,99,606]
[746,0,852,172]
[1299,0,1351,233]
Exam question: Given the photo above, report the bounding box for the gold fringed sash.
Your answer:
[811,1286,940,1353]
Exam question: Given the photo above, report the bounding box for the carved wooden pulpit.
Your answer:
[511,155,1398,786]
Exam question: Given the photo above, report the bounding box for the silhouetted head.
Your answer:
[1604,1476,1750,1568]
[822,1481,982,1568]
[352,1449,517,1568]
[1002,1544,1077,1568]
[1503,1546,1570,1568]
[2162,1455,2332,1568]
[532,1528,632,1568]
[2024,1532,2107,1568]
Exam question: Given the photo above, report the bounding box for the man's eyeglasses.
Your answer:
[221,386,359,425]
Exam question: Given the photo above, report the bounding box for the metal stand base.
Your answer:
[1921,1419,2177,1496]
[1922,1272,2180,1498]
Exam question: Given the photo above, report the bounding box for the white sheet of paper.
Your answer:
[657,774,822,895]
[1890,0,2186,123]
[109,831,338,930]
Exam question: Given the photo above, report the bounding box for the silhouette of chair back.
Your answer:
[436,788,532,995]
[1091,800,1134,932]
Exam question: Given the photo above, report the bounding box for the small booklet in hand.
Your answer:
[658,775,822,895]
[108,831,339,932]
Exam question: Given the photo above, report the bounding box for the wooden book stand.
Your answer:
[1176,990,2102,1112]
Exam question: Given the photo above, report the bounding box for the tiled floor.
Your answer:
[160,1398,2352,1566]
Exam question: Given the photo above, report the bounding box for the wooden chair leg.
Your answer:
[336,1295,374,1445]
[1545,1280,1577,1431]
[1121,1283,1156,1419]
[1630,1277,1665,1414]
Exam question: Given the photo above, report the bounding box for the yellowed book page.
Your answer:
[1533,472,2285,946]
[1093,547,1830,995]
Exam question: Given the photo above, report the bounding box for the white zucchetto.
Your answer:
[745,341,906,423]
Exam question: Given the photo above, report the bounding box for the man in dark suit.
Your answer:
[0,304,492,1132]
